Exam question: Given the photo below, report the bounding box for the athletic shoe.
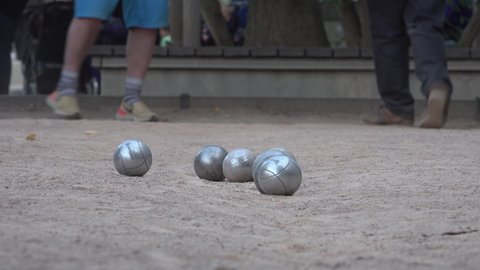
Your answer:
[417,88,450,128]
[116,100,159,122]
[361,105,413,126]
[46,91,81,119]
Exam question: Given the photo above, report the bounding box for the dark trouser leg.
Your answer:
[367,0,414,119]
[405,0,452,96]
[0,11,15,95]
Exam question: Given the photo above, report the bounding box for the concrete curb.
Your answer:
[0,96,478,121]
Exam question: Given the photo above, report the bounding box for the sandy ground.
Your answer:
[1,110,480,270]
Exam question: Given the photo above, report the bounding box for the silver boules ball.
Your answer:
[252,148,297,176]
[255,155,302,196]
[114,139,152,177]
[252,148,298,193]
[268,148,297,163]
[222,148,256,182]
[194,145,228,181]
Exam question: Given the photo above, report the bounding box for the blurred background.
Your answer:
[2,0,479,102]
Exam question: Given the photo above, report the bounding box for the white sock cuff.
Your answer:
[61,70,79,79]
[125,77,143,87]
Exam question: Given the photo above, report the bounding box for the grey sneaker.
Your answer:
[417,88,450,129]
[361,105,413,126]
[46,91,81,119]
[116,100,159,122]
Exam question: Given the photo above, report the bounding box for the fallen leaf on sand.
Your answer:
[84,130,98,135]
[26,133,36,141]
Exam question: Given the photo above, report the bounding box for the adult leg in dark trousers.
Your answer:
[0,0,28,95]
[363,0,452,128]
[0,11,16,95]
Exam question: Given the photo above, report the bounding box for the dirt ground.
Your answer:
[1,109,479,270]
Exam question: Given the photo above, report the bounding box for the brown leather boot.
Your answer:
[417,88,450,129]
[361,105,413,126]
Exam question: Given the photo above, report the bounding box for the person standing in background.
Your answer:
[362,0,452,128]
[46,0,166,122]
[0,0,28,95]
[158,0,171,47]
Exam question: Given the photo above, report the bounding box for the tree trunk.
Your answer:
[200,0,234,46]
[337,0,361,48]
[245,0,329,47]
[355,0,371,49]
[459,1,480,48]
[170,0,183,46]
[182,0,201,47]
[473,26,480,48]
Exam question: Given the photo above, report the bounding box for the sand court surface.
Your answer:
[1,112,479,270]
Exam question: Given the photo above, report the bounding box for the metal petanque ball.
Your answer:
[268,148,297,162]
[222,148,256,182]
[252,148,298,193]
[194,145,228,181]
[252,148,297,177]
[114,139,152,177]
[255,155,302,196]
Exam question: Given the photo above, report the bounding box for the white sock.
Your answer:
[57,70,78,96]
[123,77,143,105]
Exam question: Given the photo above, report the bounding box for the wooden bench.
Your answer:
[90,46,480,102]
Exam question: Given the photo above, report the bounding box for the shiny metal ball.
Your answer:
[268,148,297,162]
[255,155,302,196]
[222,148,256,182]
[252,148,298,193]
[114,139,152,177]
[194,145,228,181]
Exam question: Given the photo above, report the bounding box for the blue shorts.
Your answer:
[75,0,169,29]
